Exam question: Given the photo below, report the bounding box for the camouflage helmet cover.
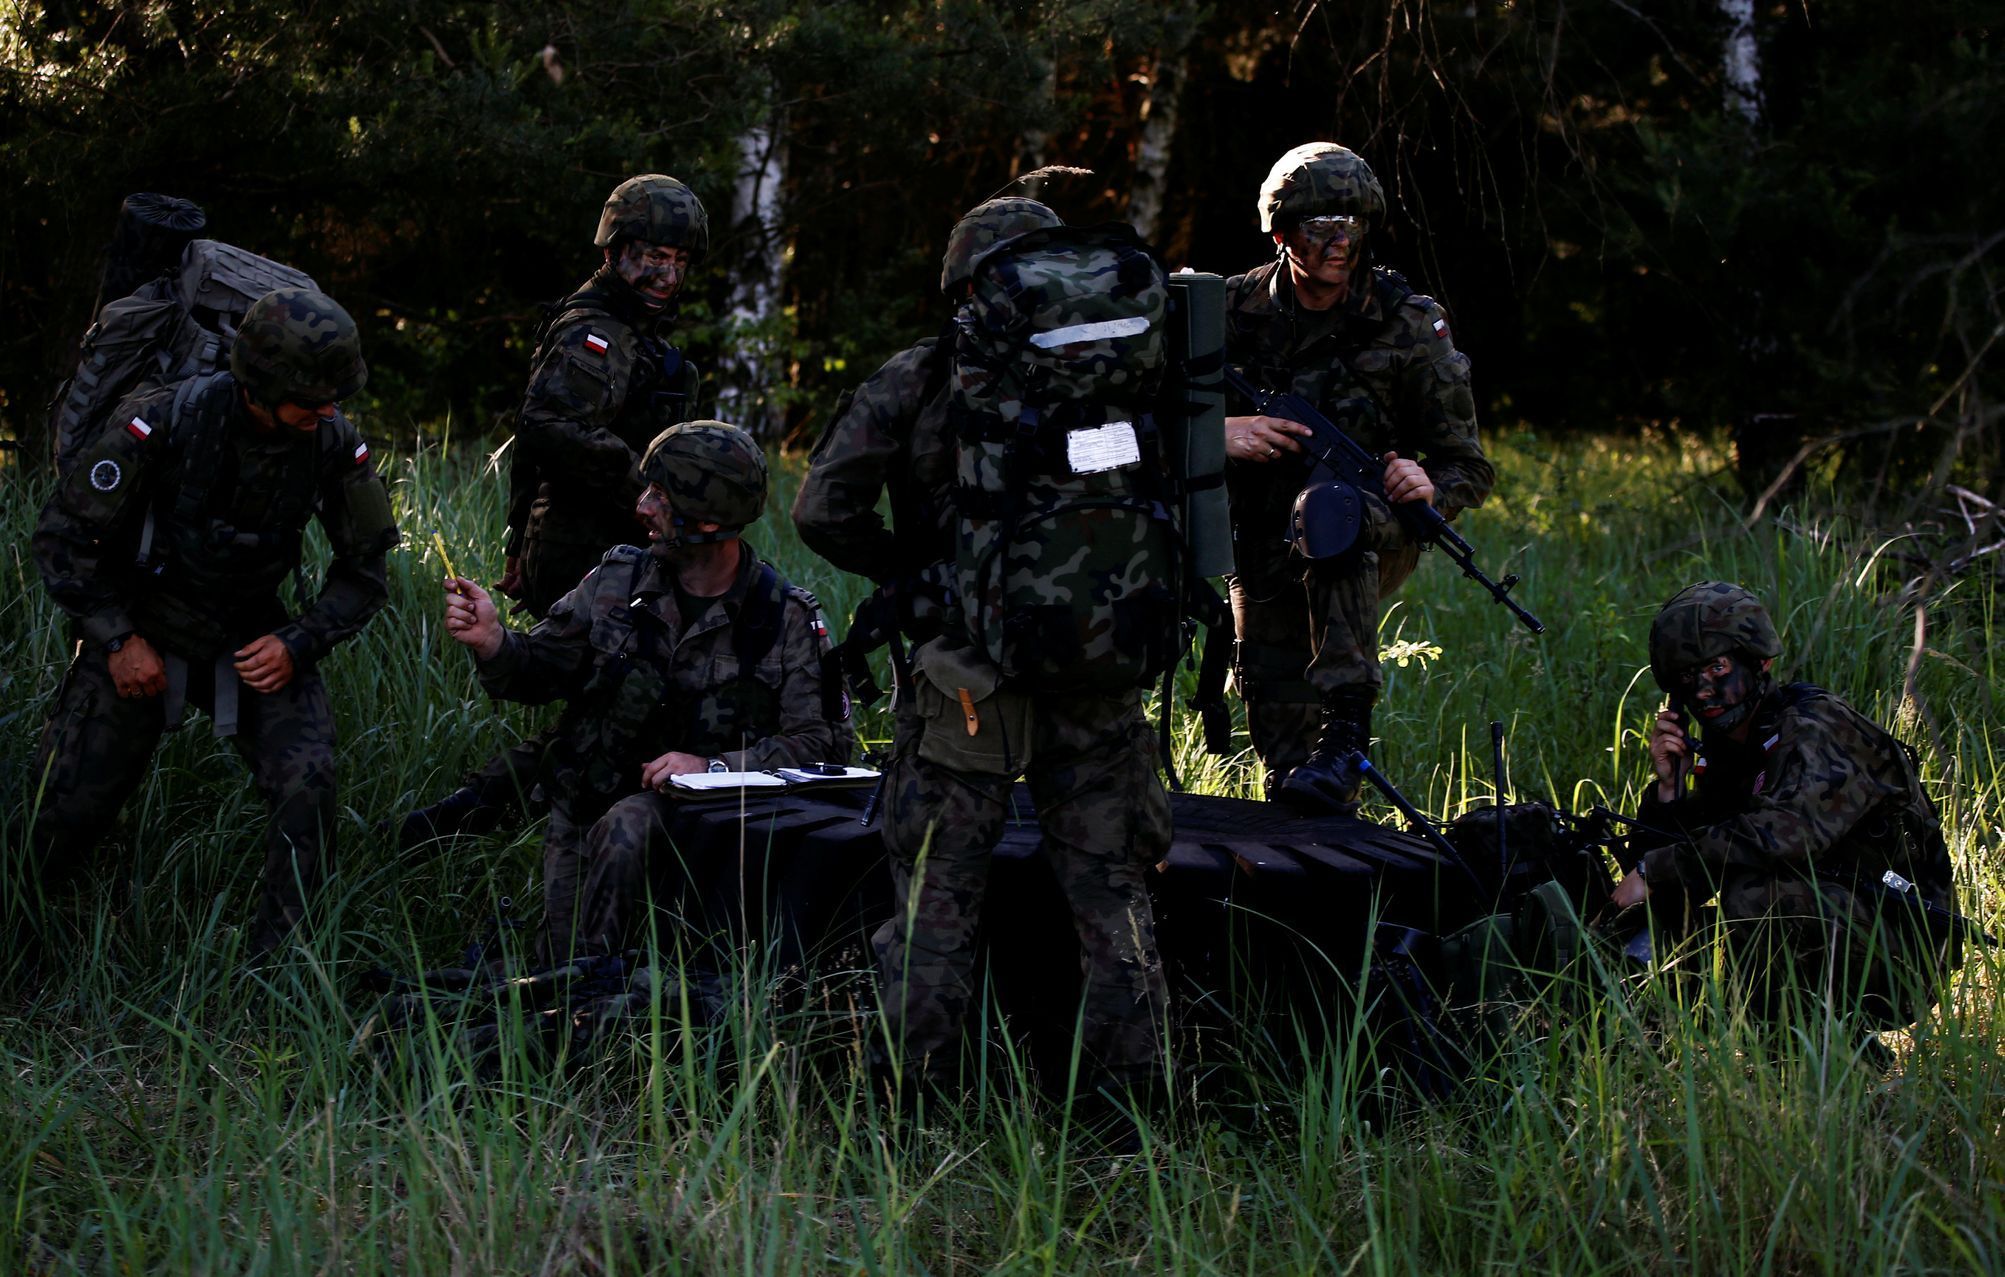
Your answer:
[230,287,367,404]
[595,174,710,257]
[640,419,768,534]
[1648,580,1784,692]
[1258,142,1386,233]
[940,196,1065,293]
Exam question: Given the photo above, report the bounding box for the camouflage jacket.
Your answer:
[791,336,957,583]
[507,267,701,555]
[1636,683,1954,911]
[1225,260,1493,569]
[34,374,397,663]
[477,542,849,806]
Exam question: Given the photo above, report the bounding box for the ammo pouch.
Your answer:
[1289,479,1364,563]
[910,637,1036,777]
[571,642,672,804]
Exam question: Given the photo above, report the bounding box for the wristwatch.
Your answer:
[105,632,133,654]
[706,757,728,774]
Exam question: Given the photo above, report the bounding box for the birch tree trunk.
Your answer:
[1126,9,1198,245]
[1720,0,1762,126]
[714,110,787,439]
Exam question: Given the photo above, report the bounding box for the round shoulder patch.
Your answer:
[89,459,123,492]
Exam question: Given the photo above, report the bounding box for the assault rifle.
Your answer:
[1223,367,1545,636]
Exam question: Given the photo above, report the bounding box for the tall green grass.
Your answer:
[1,427,1999,1273]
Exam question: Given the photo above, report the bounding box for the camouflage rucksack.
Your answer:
[948,223,1182,691]
[49,239,316,471]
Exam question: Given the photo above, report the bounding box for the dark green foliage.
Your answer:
[3,1,1999,498]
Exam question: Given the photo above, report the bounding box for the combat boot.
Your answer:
[1277,689,1374,815]
[396,784,511,854]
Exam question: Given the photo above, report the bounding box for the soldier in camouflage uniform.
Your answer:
[1224,143,1494,810]
[793,199,1172,1102]
[22,288,399,957]
[446,421,847,962]
[1612,581,1961,1028]
[402,174,709,848]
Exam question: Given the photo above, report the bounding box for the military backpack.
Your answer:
[49,239,316,472]
[947,223,1184,692]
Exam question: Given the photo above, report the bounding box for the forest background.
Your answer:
[5,3,2005,1272]
[2,0,2001,498]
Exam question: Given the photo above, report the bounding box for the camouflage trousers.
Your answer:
[542,791,695,963]
[1228,538,1420,788]
[20,645,337,955]
[1711,874,1948,1031]
[873,670,1172,1091]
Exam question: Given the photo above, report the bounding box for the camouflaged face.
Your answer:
[640,419,768,529]
[1258,142,1386,232]
[938,196,1064,293]
[1649,580,1783,692]
[230,288,367,404]
[594,174,709,256]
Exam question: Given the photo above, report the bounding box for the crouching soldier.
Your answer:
[22,288,399,959]
[1613,581,1964,1029]
[441,421,848,961]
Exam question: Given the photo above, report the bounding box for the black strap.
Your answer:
[1157,661,1183,793]
[731,562,786,674]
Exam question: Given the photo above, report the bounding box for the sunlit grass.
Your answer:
[1,426,1999,1272]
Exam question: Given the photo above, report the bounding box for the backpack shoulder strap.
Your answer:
[166,372,238,529]
[732,561,787,674]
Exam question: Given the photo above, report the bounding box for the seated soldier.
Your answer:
[441,421,849,962]
[1612,581,1962,1030]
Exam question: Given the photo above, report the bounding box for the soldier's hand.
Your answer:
[1611,868,1652,908]
[109,635,168,699]
[234,634,296,694]
[1381,452,1436,505]
[1650,708,1690,801]
[443,577,504,660]
[497,555,525,600]
[1225,413,1311,463]
[641,751,710,791]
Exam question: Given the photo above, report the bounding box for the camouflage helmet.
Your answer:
[1648,581,1784,692]
[940,196,1064,293]
[640,420,768,537]
[230,287,367,405]
[1258,143,1386,233]
[594,174,709,258]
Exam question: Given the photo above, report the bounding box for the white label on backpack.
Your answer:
[1028,316,1151,349]
[1067,421,1141,474]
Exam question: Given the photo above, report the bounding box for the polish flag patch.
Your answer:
[1431,316,1449,338]
[353,441,370,465]
[125,416,154,441]
[583,332,611,356]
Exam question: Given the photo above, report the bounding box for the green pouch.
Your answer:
[911,638,1035,776]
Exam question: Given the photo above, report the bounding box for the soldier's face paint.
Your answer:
[1681,652,1763,735]
[637,483,680,556]
[275,400,337,436]
[1280,215,1365,291]
[614,241,692,310]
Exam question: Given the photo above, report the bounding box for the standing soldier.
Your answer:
[790,197,1061,624]
[22,288,398,959]
[445,422,847,962]
[795,198,1173,1114]
[401,173,708,847]
[1224,143,1494,811]
[1612,581,1962,1028]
